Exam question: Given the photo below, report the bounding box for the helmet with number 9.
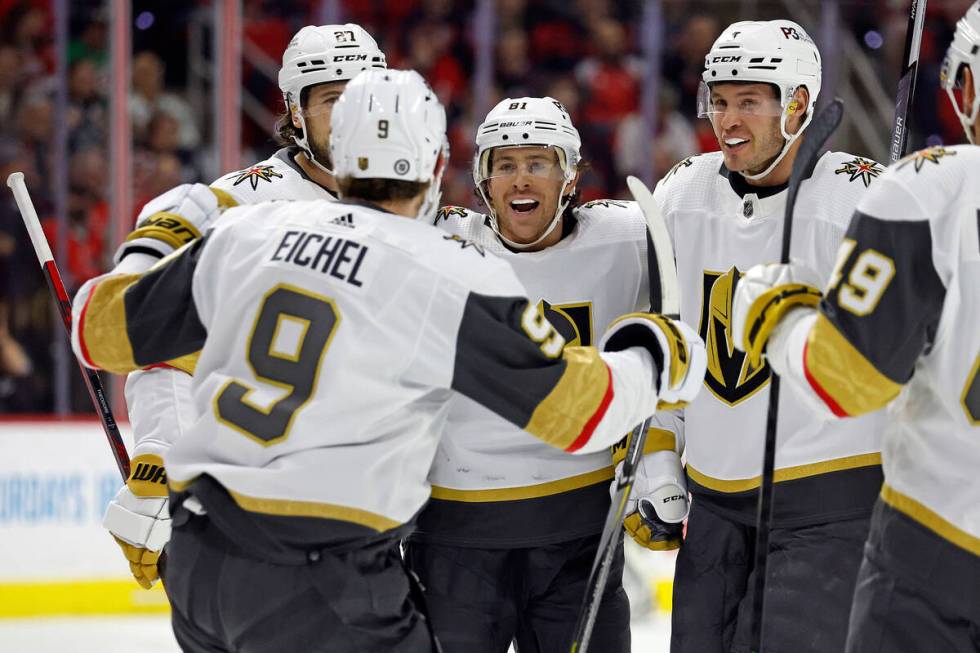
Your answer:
[699,20,821,180]
[941,1,980,144]
[278,24,387,172]
[330,69,449,220]
[472,97,582,250]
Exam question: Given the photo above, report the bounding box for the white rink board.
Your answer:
[0,419,133,582]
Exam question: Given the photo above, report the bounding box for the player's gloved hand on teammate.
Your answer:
[612,449,689,551]
[731,262,823,369]
[600,313,707,410]
[114,183,235,264]
[103,454,171,589]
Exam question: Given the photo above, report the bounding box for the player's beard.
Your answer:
[305,121,334,171]
[742,121,787,178]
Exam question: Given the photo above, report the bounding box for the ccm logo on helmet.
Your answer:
[711,55,742,63]
[333,54,368,62]
[663,495,685,504]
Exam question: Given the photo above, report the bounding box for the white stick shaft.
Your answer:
[626,175,680,316]
[6,172,53,265]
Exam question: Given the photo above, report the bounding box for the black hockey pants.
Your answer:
[404,533,630,653]
[670,496,870,653]
[161,503,437,652]
[845,498,980,652]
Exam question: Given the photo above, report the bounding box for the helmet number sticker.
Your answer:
[378,119,389,139]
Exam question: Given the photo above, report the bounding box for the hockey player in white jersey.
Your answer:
[405,97,692,653]
[99,23,386,590]
[70,69,706,652]
[649,20,887,653]
[731,4,980,650]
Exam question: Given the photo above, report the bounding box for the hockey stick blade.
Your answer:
[749,99,844,653]
[6,172,131,480]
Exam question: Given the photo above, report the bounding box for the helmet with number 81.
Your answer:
[330,69,449,221]
[472,97,582,250]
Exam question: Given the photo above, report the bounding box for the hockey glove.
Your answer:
[114,183,236,264]
[600,313,707,410]
[103,454,171,589]
[731,262,823,369]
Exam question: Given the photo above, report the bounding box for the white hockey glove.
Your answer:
[600,313,707,410]
[731,262,823,370]
[103,454,171,589]
[610,427,688,551]
[114,183,236,264]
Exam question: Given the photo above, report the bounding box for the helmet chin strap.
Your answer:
[293,107,336,176]
[481,177,574,251]
[740,107,810,182]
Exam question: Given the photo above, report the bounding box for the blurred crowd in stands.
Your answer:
[0,0,974,413]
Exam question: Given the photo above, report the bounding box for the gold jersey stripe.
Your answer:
[163,350,200,375]
[208,186,239,211]
[430,465,615,502]
[78,273,141,374]
[687,452,882,493]
[804,313,902,417]
[881,484,980,557]
[524,346,612,450]
[611,428,677,466]
[168,477,401,533]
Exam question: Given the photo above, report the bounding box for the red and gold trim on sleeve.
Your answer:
[524,346,614,452]
[803,313,902,418]
[77,274,142,375]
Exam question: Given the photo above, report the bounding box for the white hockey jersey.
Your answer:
[123,147,337,463]
[654,150,886,525]
[71,200,667,548]
[415,201,651,546]
[775,145,980,554]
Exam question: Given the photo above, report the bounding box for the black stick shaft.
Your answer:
[749,99,844,652]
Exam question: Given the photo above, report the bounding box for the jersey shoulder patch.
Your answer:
[831,155,886,188]
[435,205,482,224]
[211,153,331,205]
[895,145,959,175]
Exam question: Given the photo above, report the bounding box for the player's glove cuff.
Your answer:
[732,263,823,368]
[625,502,683,551]
[600,313,706,409]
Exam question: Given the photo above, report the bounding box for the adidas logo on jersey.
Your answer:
[330,213,355,228]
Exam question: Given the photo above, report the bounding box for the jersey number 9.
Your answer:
[215,284,340,445]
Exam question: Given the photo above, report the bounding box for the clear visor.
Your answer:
[940,55,968,91]
[696,81,785,121]
[483,146,566,184]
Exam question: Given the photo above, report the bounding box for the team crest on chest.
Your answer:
[538,300,593,347]
[698,267,770,406]
[834,157,883,187]
[230,165,284,190]
[898,146,957,173]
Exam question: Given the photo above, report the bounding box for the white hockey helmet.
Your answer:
[941,1,980,144]
[699,20,822,180]
[472,97,582,250]
[278,24,387,172]
[330,69,449,220]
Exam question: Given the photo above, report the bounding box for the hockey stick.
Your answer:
[6,172,131,481]
[748,100,844,652]
[568,176,678,653]
[890,0,928,164]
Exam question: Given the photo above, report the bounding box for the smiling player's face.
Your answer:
[485,146,575,249]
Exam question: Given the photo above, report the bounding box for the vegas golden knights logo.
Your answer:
[698,267,770,406]
[539,300,593,346]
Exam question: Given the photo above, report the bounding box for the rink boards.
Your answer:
[0,419,169,616]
